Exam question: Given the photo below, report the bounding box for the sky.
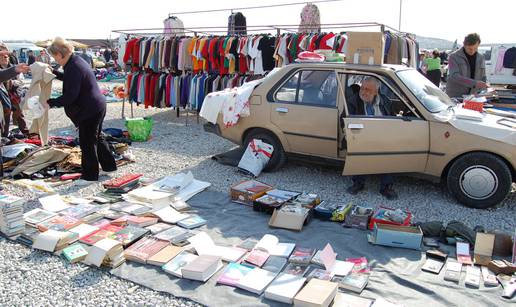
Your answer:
[0,0,513,44]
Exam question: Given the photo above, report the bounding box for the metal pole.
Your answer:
[398,0,402,31]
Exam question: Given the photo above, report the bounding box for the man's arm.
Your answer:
[48,66,82,107]
[0,66,18,83]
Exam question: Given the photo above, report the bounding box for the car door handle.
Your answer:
[348,123,364,129]
[276,107,289,113]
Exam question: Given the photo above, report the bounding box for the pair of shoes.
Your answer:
[75,179,97,186]
[347,182,365,195]
[380,185,398,200]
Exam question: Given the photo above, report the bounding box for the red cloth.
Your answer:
[132,38,141,66]
[318,33,336,50]
[238,37,248,74]
[123,38,137,64]
[336,34,347,53]
[308,35,318,52]
[218,39,227,75]
[144,74,152,108]
[208,37,219,72]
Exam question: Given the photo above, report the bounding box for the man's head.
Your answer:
[359,77,380,104]
[48,37,74,66]
[463,33,481,56]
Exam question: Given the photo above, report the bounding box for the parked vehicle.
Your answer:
[205,63,515,208]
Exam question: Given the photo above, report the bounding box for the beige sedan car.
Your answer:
[205,63,515,208]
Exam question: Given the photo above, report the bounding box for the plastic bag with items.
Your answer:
[237,139,274,177]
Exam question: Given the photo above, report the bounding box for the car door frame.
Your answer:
[339,70,431,176]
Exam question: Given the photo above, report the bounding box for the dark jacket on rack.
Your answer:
[47,54,106,126]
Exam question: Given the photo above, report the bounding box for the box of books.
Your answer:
[230,180,273,206]
[368,206,412,230]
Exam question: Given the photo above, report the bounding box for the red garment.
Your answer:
[144,74,152,108]
[208,37,219,72]
[238,37,248,74]
[319,33,336,50]
[126,73,133,98]
[218,39,227,75]
[132,38,141,66]
[123,38,137,64]
[336,34,347,53]
[308,35,318,52]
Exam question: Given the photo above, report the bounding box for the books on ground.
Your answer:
[293,278,338,307]
[84,238,125,268]
[124,236,170,263]
[237,266,277,294]
[306,268,333,281]
[262,256,287,274]
[38,194,70,212]
[332,273,369,293]
[217,262,255,286]
[79,224,124,245]
[60,203,99,219]
[332,292,374,307]
[32,229,78,252]
[110,225,149,246]
[0,194,25,236]
[244,249,270,267]
[270,242,296,257]
[284,263,310,276]
[24,208,57,227]
[177,215,206,229]
[319,243,354,276]
[62,243,88,263]
[289,247,316,264]
[69,224,100,239]
[150,206,190,224]
[146,222,172,234]
[264,272,307,304]
[181,254,223,282]
[187,231,246,262]
[147,244,184,266]
[155,226,192,245]
[162,251,198,278]
[37,215,82,232]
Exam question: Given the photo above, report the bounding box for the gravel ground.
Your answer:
[0,101,514,306]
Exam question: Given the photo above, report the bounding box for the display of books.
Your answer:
[177,215,206,229]
[244,249,269,267]
[60,204,99,219]
[264,272,306,304]
[0,194,25,237]
[147,245,184,266]
[37,215,82,232]
[217,262,255,286]
[79,224,124,245]
[332,273,369,293]
[289,247,315,264]
[124,236,169,263]
[24,208,57,227]
[181,254,223,282]
[283,263,310,276]
[293,278,338,307]
[62,243,89,263]
[237,266,277,295]
[162,251,199,278]
[145,222,173,234]
[110,225,149,246]
[84,238,125,268]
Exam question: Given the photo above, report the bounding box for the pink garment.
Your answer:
[494,47,507,74]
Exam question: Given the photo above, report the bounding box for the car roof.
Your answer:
[285,62,413,72]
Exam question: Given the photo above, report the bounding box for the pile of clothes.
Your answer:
[1,128,133,181]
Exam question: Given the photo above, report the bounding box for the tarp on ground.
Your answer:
[110,190,514,307]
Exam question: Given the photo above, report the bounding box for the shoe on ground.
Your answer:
[380,185,398,200]
[75,179,97,186]
[347,182,365,195]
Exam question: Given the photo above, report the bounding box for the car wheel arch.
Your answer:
[441,150,515,183]
[242,127,291,152]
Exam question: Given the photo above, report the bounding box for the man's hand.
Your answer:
[476,81,488,89]
[15,63,30,74]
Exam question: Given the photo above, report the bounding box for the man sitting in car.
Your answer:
[346,77,398,200]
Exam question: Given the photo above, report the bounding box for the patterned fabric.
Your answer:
[298,4,321,33]
[163,17,185,36]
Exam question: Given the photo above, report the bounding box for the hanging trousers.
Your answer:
[78,108,117,181]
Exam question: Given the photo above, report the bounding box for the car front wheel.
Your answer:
[446,152,512,209]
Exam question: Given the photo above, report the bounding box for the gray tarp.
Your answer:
[110,190,514,307]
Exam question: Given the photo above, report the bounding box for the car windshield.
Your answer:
[396,69,453,113]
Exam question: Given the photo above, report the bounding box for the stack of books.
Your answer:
[124,236,169,263]
[103,174,143,194]
[84,238,125,268]
[23,208,57,228]
[0,194,25,237]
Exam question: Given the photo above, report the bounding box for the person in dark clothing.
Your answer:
[0,52,28,137]
[103,49,111,63]
[9,50,19,65]
[0,51,29,82]
[345,77,398,200]
[27,50,36,65]
[46,37,116,185]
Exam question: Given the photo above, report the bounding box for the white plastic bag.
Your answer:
[27,96,47,119]
[237,139,274,177]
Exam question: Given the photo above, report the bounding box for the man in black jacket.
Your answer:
[345,77,398,200]
[46,37,116,184]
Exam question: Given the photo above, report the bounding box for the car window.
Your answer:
[344,74,419,118]
[275,70,337,107]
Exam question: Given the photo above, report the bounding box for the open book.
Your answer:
[187,232,246,262]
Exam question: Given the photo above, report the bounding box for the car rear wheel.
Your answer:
[446,152,512,209]
[244,130,287,172]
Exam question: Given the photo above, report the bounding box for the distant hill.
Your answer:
[417,36,456,50]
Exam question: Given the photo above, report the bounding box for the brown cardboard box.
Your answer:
[474,233,495,266]
[346,32,385,65]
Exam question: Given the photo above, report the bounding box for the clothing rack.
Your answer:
[114,22,416,121]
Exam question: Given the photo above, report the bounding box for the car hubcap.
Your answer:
[459,166,498,200]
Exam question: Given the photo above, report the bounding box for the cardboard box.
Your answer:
[230,180,273,206]
[368,224,422,250]
[474,233,495,266]
[368,207,412,230]
[346,31,385,65]
[269,206,312,231]
[343,205,373,230]
[253,195,286,214]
